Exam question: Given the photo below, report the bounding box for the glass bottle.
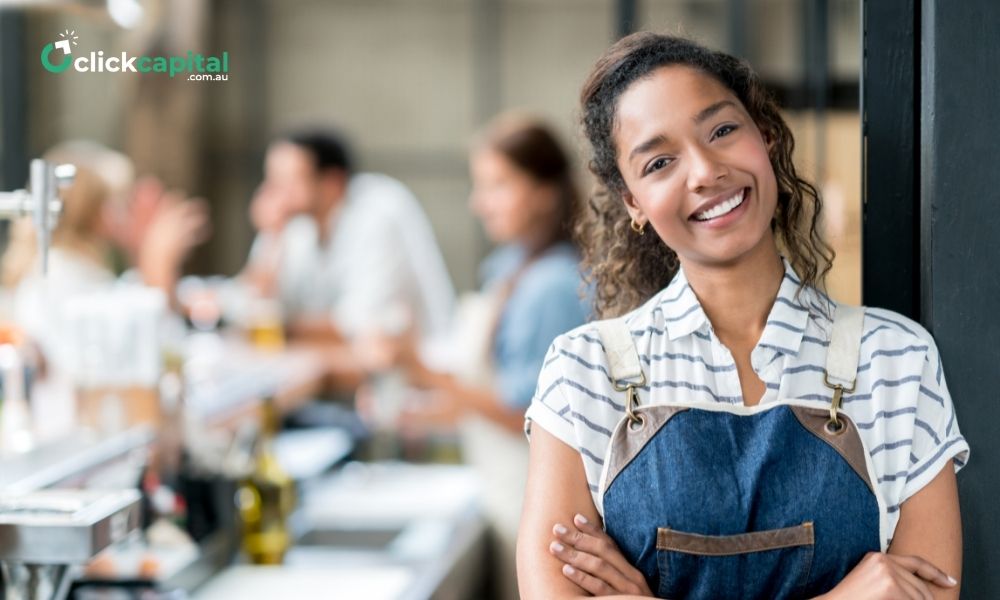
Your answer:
[235,397,295,564]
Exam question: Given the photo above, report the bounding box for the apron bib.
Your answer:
[594,305,882,600]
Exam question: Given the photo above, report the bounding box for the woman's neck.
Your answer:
[515,222,561,259]
[681,240,784,346]
[53,233,109,268]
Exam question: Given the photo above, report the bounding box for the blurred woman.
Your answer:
[372,114,590,599]
[1,141,210,374]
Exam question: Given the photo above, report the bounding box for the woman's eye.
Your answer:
[712,124,738,140]
[644,157,671,175]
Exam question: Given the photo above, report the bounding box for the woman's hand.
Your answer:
[819,552,957,599]
[354,326,446,391]
[398,389,464,432]
[106,176,163,261]
[136,191,211,285]
[549,513,654,597]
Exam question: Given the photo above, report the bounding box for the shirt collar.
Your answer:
[659,267,709,342]
[753,258,813,363]
[659,258,816,358]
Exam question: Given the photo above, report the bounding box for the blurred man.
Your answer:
[242,129,455,385]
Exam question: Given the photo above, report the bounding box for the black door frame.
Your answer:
[863,1,1000,597]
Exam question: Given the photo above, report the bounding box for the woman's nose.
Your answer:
[686,146,729,193]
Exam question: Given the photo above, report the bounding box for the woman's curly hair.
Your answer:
[577,32,834,318]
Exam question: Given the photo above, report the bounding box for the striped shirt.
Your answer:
[525,259,969,548]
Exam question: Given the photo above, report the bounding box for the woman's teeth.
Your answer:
[693,189,746,221]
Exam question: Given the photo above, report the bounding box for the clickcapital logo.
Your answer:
[40,29,230,81]
[40,29,77,73]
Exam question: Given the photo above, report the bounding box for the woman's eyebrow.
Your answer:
[628,134,668,162]
[693,100,736,125]
[628,101,738,162]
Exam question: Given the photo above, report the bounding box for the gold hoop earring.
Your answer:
[630,218,646,235]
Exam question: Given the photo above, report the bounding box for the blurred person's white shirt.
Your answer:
[13,250,169,384]
[13,248,114,366]
[250,172,455,341]
[11,250,120,439]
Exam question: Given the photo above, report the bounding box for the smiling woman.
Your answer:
[517,33,968,600]
[576,34,832,321]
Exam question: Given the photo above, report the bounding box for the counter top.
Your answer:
[0,427,154,493]
[190,463,488,600]
[193,564,415,600]
[0,338,341,494]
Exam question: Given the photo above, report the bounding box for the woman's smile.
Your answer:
[689,186,751,229]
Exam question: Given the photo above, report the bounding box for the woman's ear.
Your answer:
[751,118,777,154]
[621,188,646,225]
[763,127,777,154]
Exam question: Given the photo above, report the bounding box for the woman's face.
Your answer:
[613,65,778,268]
[469,148,557,245]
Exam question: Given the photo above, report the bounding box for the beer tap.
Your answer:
[0,159,75,274]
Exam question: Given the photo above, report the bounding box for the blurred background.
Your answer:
[0,2,872,599]
[0,0,862,299]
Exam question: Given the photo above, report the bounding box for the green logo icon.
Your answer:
[41,30,78,73]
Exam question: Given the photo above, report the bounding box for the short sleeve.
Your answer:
[899,340,970,504]
[523,340,577,448]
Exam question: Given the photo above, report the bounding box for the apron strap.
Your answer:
[594,317,644,383]
[825,305,865,386]
[595,317,646,425]
[594,304,865,430]
[823,304,865,432]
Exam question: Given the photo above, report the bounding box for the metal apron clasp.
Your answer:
[612,371,647,428]
[822,371,857,435]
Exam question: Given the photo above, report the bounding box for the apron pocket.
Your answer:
[656,522,815,600]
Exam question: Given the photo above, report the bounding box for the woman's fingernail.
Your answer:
[554,524,568,535]
[574,514,589,525]
[550,542,565,552]
[563,564,575,575]
[947,575,957,585]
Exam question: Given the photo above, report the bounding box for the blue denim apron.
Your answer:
[594,306,882,599]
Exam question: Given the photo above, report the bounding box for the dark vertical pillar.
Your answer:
[241,0,268,160]
[0,10,28,253]
[472,0,501,260]
[861,0,920,320]
[865,0,1000,596]
[919,1,1000,597]
[726,0,746,58]
[0,10,28,192]
[616,0,637,39]
[473,0,501,124]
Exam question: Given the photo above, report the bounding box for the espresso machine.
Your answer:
[0,490,142,600]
